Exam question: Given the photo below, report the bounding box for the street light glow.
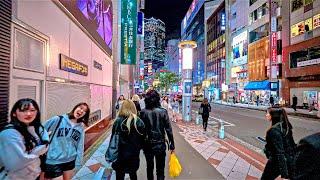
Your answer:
[182,48,193,70]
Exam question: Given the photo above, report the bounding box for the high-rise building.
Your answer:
[281,0,320,106]
[165,39,180,76]
[144,17,166,79]
[245,0,282,104]
[181,0,206,96]
[227,0,249,103]
[206,1,226,100]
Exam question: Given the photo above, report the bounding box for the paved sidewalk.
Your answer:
[73,118,225,179]
[175,118,267,180]
[213,101,319,119]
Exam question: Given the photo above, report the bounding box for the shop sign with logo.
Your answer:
[121,0,137,65]
[314,13,320,29]
[88,110,101,127]
[93,61,102,70]
[60,54,88,76]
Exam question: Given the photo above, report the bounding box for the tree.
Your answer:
[154,71,181,94]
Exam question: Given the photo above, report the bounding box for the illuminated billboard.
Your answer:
[58,0,112,54]
[291,21,305,37]
[232,31,248,66]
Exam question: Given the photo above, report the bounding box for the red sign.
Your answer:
[271,33,277,47]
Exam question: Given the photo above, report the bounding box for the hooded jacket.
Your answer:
[0,125,48,180]
[44,114,84,167]
[140,107,175,154]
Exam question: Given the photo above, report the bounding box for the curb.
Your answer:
[213,102,319,120]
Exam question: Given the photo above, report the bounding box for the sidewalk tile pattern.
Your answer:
[73,115,267,180]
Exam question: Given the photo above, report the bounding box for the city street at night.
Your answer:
[1,0,320,179]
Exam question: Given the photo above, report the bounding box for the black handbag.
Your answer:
[105,122,120,163]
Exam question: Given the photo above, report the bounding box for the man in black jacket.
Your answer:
[293,132,320,180]
[140,90,175,180]
[292,95,298,112]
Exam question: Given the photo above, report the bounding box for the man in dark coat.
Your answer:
[293,132,320,180]
[270,95,274,107]
[292,95,298,112]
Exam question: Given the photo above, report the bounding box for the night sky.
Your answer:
[142,0,193,41]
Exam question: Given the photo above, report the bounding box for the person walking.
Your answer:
[0,98,49,180]
[132,94,141,115]
[171,97,179,122]
[140,90,175,180]
[42,103,90,180]
[270,95,274,107]
[292,95,297,112]
[200,98,211,131]
[293,132,320,180]
[262,107,296,180]
[139,94,146,110]
[108,100,145,180]
[115,95,125,113]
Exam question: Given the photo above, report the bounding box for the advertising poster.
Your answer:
[184,80,192,96]
[58,0,113,54]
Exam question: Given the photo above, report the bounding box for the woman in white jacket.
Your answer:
[0,98,49,180]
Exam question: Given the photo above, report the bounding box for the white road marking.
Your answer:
[191,110,235,127]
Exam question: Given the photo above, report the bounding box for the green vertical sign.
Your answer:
[121,0,137,65]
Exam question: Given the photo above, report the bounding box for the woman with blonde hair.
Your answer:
[132,94,141,114]
[106,100,146,180]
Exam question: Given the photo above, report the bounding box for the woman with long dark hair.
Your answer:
[0,98,49,179]
[262,107,296,180]
[42,102,90,180]
[140,90,175,180]
[200,98,211,131]
[107,100,145,180]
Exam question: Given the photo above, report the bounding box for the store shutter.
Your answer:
[46,82,90,120]
[0,0,11,126]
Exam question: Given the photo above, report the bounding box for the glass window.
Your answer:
[291,0,303,12]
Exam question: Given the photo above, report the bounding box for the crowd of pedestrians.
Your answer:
[0,90,319,180]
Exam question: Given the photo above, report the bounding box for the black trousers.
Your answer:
[202,116,208,130]
[261,160,280,180]
[145,152,166,180]
[292,104,297,111]
[116,170,137,180]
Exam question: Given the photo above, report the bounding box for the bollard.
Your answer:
[218,120,225,139]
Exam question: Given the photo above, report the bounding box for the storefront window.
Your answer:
[291,0,303,12]
[290,46,320,68]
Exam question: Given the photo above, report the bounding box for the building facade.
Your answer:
[10,0,116,150]
[228,0,249,103]
[144,17,166,78]
[166,39,180,76]
[246,0,282,105]
[181,0,206,96]
[281,0,320,107]
[206,1,226,100]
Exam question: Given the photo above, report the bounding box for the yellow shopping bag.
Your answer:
[169,153,182,178]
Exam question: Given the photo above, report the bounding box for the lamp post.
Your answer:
[178,40,197,122]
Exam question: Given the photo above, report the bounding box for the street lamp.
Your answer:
[178,40,197,122]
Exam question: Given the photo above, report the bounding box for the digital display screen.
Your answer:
[58,0,112,54]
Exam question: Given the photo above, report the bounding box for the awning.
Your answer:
[244,80,270,90]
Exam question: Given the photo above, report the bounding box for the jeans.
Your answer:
[145,152,166,180]
[116,171,137,180]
